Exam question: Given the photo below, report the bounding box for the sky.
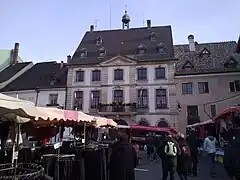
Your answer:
[0,0,239,62]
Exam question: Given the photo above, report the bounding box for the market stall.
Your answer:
[0,93,117,180]
[213,106,240,164]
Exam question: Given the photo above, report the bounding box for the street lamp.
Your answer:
[177,101,182,112]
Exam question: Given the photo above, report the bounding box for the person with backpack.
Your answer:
[157,134,181,180]
[203,131,217,177]
[177,133,191,180]
[224,127,240,180]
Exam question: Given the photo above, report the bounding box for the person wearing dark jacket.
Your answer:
[109,133,138,180]
[157,134,181,180]
[224,128,240,180]
[186,130,199,176]
[177,133,191,180]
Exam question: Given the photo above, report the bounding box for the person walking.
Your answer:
[186,130,199,177]
[177,133,191,180]
[224,127,240,180]
[109,133,138,180]
[203,131,217,177]
[157,134,181,180]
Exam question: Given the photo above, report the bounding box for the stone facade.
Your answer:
[66,55,179,129]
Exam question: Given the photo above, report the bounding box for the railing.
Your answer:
[98,103,137,113]
[187,115,200,125]
[46,103,59,107]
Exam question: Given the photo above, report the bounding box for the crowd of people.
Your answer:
[108,129,240,180]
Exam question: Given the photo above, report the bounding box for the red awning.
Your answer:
[130,125,177,134]
[214,106,240,121]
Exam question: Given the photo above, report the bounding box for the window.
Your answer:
[157,121,169,127]
[139,121,148,126]
[211,105,216,118]
[155,89,167,109]
[200,48,210,56]
[182,61,194,71]
[96,36,103,45]
[187,106,199,124]
[187,106,198,117]
[137,89,148,108]
[229,80,240,92]
[92,70,101,81]
[157,43,167,54]
[182,83,193,94]
[90,90,100,109]
[49,94,58,105]
[99,47,106,57]
[114,90,124,102]
[76,71,84,82]
[155,67,165,79]
[229,82,235,92]
[137,68,147,80]
[149,32,156,41]
[202,50,210,55]
[235,80,240,91]
[225,58,238,68]
[114,69,123,81]
[198,82,209,94]
[80,48,87,57]
[73,91,83,110]
[138,44,146,54]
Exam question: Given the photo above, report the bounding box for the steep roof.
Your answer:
[0,62,31,83]
[174,41,239,75]
[1,61,68,92]
[69,26,175,65]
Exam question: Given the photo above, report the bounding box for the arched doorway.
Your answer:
[138,121,149,126]
[157,121,169,127]
[114,119,128,126]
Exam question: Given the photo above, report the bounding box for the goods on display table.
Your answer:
[0,93,118,180]
[215,149,224,164]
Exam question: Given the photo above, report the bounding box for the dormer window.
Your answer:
[149,32,157,41]
[80,48,87,57]
[138,44,146,54]
[200,48,210,56]
[96,36,103,45]
[182,61,194,71]
[157,43,167,54]
[224,57,238,68]
[99,47,106,57]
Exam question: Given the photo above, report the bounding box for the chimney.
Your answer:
[236,35,240,53]
[147,20,151,28]
[12,43,19,64]
[188,35,195,52]
[67,55,71,63]
[90,25,94,32]
[60,61,64,69]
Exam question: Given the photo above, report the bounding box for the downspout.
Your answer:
[35,88,40,106]
[64,86,68,110]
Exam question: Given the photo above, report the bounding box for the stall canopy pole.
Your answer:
[74,108,77,146]
[13,123,20,180]
[83,123,86,147]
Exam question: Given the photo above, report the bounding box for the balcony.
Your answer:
[98,103,137,115]
[46,103,59,107]
[187,115,200,125]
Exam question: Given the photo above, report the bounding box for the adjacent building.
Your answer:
[0,43,33,90]
[175,35,240,132]
[1,61,67,109]
[66,12,180,129]
[0,43,23,72]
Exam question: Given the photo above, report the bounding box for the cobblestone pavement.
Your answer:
[135,152,229,180]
